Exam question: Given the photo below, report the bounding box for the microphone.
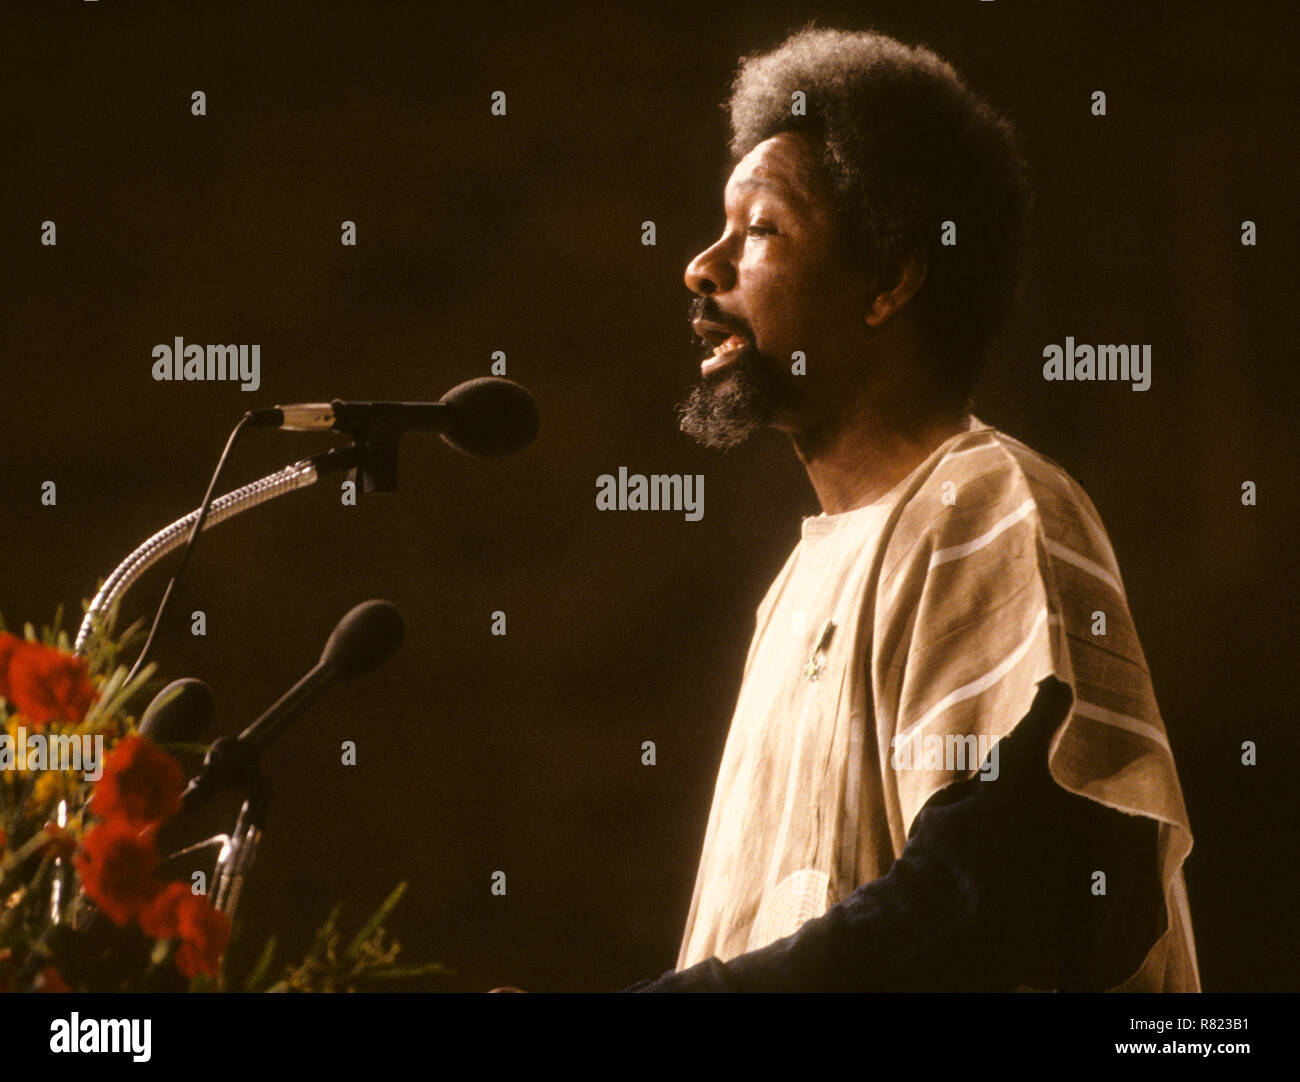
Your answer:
[180,600,404,811]
[246,377,540,457]
[239,599,404,752]
[139,678,216,744]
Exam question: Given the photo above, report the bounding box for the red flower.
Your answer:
[90,734,184,828]
[141,884,235,983]
[140,882,233,980]
[138,881,188,939]
[73,819,161,926]
[173,893,231,978]
[0,632,21,698]
[3,639,98,728]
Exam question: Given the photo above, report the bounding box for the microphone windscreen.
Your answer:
[139,678,216,744]
[319,599,405,680]
[438,377,539,457]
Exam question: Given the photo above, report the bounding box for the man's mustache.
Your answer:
[689,296,752,341]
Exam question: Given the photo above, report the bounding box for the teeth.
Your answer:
[713,334,746,355]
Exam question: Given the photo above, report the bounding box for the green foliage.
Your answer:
[246,882,451,993]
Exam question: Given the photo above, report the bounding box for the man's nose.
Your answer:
[684,238,735,296]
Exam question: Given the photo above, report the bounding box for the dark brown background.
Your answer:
[1,0,1294,991]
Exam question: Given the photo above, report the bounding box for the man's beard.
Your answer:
[677,350,783,450]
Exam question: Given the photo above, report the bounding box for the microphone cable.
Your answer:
[122,413,255,688]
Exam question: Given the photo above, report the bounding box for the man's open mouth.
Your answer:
[692,319,753,379]
[700,334,751,378]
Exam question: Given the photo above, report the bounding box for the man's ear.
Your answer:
[864,250,928,328]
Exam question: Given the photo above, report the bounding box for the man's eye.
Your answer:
[746,225,775,237]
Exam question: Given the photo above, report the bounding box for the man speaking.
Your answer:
[627,26,1198,992]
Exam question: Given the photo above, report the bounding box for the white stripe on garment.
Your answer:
[893,607,1050,750]
[1173,872,1202,990]
[1073,699,1171,753]
[1046,539,1125,598]
[937,438,1000,463]
[928,498,1037,570]
[1061,491,1116,567]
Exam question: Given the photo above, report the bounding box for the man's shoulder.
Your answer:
[883,422,1118,580]
[913,422,1094,506]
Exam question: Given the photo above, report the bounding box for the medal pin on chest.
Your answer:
[803,618,836,682]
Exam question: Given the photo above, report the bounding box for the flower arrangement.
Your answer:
[0,608,445,992]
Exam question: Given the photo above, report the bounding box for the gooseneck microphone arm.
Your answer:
[73,446,363,654]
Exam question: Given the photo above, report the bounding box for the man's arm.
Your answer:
[624,679,1164,992]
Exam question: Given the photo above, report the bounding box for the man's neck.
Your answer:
[789,396,970,515]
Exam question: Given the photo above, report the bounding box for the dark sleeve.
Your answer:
[622,678,1165,992]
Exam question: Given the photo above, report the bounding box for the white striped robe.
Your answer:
[675,418,1199,992]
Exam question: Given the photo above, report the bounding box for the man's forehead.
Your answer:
[725,132,825,205]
